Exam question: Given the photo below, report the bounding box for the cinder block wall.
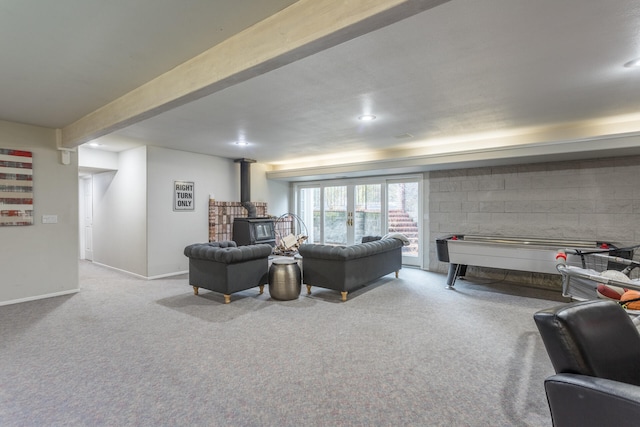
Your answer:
[428,155,640,288]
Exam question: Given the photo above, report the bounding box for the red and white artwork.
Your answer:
[0,148,33,226]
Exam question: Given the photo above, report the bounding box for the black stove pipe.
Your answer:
[234,158,257,217]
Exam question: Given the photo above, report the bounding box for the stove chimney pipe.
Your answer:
[234,158,257,217]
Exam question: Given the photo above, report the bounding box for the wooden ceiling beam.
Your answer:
[60,0,450,148]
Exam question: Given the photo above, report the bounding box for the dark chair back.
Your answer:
[534,299,640,386]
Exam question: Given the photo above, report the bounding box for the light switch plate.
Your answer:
[42,215,58,224]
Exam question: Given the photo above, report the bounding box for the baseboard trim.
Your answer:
[91,261,147,279]
[90,261,187,280]
[0,288,80,307]
[148,270,188,280]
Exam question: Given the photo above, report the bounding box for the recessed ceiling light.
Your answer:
[624,58,640,68]
[358,114,376,122]
[234,141,249,146]
[89,142,102,147]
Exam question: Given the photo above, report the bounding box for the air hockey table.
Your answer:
[435,234,622,289]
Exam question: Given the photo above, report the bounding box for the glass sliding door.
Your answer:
[323,186,348,245]
[387,179,421,265]
[322,184,383,246]
[296,176,421,267]
[354,184,382,243]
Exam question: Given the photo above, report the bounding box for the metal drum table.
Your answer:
[268,258,302,300]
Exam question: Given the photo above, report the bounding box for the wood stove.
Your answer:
[232,158,275,246]
[233,217,276,246]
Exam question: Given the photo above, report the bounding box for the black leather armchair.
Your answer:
[534,299,640,427]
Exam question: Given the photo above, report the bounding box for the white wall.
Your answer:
[0,120,79,305]
[91,147,148,276]
[78,145,118,171]
[146,146,238,277]
[145,147,291,277]
[87,146,290,278]
[252,162,289,216]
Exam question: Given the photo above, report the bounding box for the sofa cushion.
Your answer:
[184,242,272,264]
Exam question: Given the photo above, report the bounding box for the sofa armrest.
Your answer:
[545,373,640,427]
[184,241,236,256]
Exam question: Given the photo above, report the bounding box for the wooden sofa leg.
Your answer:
[341,291,348,302]
[395,270,399,278]
[223,294,231,304]
[306,285,312,295]
[259,285,264,294]
[193,286,199,295]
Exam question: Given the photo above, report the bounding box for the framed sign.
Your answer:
[174,181,194,211]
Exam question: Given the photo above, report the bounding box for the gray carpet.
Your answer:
[0,261,560,426]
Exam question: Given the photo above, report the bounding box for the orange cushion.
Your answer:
[620,290,640,310]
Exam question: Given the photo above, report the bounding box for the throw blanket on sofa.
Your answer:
[382,232,411,246]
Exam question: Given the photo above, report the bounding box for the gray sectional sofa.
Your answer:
[297,236,404,301]
[184,241,273,304]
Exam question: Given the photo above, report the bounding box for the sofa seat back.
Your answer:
[184,242,273,264]
[298,238,402,261]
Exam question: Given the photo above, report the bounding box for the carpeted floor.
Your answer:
[0,261,561,426]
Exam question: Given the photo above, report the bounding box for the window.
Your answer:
[295,176,422,266]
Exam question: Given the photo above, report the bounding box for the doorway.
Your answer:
[79,175,93,261]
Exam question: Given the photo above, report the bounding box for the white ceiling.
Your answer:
[0,0,298,127]
[4,0,640,178]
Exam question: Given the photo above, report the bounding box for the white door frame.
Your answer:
[79,175,94,261]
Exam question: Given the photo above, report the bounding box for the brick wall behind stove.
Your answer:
[208,201,268,242]
[428,156,640,288]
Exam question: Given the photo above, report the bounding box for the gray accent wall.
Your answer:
[428,156,640,283]
[0,120,79,305]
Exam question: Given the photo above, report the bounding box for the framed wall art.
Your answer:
[0,148,33,226]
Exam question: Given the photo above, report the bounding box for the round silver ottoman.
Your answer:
[268,258,302,300]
